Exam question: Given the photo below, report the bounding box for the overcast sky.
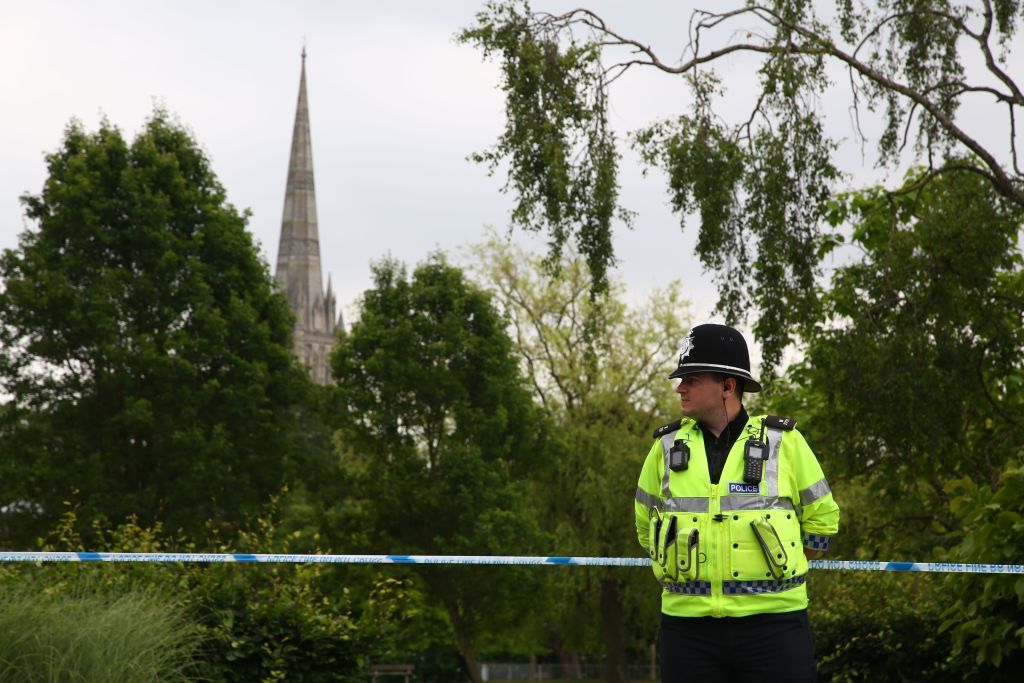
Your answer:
[3,1,1017,358]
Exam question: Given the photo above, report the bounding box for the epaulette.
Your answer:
[764,415,797,431]
[652,419,682,439]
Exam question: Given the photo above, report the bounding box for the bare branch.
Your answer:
[738,89,770,145]
[505,282,576,408]
[887,161,1000,199]
[1010,103,1023,177]
[748,3,1024,207]
[898,100,919,154]
[543,4,1024,205]
[853,8,981,63]
[908,77,1017,105]
[846,63,871,158]
[976,0,1024,106]
[603,61,637,87]
[542,6,814,75]
[976,342,1023,430]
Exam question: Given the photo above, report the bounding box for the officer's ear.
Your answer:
[722,378,732,396]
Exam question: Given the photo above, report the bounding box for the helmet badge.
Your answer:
[678,332,695,363]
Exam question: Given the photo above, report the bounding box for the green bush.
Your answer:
[940,455,1024,679]
[4,503,363,682]
[0,586,195,682]
[354,573,468,681]
[188,563,359,682]
[810,571,974,682]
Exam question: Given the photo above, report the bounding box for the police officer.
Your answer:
[635,323,839,682]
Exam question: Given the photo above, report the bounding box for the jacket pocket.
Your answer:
[750,516,788,579]
[728,510,803,581]
[648,512,700,583]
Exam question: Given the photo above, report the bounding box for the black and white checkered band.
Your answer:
[803,534,831,551]
[662,580,713,595]
[721,575,806,595]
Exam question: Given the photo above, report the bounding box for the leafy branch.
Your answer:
[461,1,1023,370]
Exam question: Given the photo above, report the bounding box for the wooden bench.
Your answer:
[370,664,415,683]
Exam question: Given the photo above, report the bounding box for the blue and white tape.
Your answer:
[0,552,1020,574]
[809,559,1024,574]
[0,552,643,569]
[0,552,647,567]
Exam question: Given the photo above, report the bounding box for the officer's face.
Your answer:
[674,372,726,422]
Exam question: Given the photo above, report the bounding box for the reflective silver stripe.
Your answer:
[660,434,675,497]
[635,487,662,509]
[800,477,831,505]
[764,426,783,498]
[719,496,795,512]
[664,497,710,513]
[675,362,753,378]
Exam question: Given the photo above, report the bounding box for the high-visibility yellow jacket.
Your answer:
[634,414,840,617]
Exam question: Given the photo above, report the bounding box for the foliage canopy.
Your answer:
[330,255,552,680]
[0,112,311,540]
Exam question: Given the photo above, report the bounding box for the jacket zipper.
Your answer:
[710,482,722,617]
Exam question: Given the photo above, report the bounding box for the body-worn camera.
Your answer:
[669,439,690,471]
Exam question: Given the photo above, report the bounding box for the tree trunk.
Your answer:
[568,651,582,680]
[552,639,582,680]
[444,599,483,683]
[600,577,628,683]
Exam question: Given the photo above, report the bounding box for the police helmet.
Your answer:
[668,323,762,393]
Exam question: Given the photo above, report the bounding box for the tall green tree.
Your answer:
[772,167,1024,672]
[779,167,1024,555]
[460,0,1024,369]
[330,255,552,682]
[0,112,312,542]
[467,234,691,683]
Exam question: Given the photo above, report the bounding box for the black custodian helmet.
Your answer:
[667,323,762,393]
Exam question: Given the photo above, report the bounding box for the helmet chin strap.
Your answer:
[720,380,731,442]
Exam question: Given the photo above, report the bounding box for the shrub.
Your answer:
[810,570,974,682]
[939,455,1024,679]
[4,503,362,682]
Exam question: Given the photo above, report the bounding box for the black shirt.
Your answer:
[700,406,749,485]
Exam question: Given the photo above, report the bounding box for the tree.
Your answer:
[773,167,1024,556]
[467,234,691,683]
[330,255,552,682]
[759,167,1024,671]
[0,112,312,542]
[460,0,1024,369]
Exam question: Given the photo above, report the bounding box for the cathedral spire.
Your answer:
[276,48,323,309]
[275,49,339,384]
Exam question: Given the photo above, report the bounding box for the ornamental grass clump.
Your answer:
[0,586,195,682]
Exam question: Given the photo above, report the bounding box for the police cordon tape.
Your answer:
[0,552,1021,574]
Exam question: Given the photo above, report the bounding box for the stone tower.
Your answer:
[275,49,341,384]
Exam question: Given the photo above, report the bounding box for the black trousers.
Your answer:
[659,610,817,683]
